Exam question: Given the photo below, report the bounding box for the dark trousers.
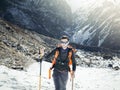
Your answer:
[53,69,68,90]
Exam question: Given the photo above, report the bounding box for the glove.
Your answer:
[70,71,75,78]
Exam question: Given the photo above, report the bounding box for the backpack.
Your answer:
[51,46,76,71]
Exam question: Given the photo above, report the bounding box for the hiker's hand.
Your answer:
[39,47,45,57]
[71,71,75,78]
[50,67,52,70]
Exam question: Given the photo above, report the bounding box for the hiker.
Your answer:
[50,35,76,90]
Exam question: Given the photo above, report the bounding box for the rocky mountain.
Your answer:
[69,0,120,51]
[0,18,59,69]
[0,0,120,51]
[0,0,72,38]
[0,18,120,71]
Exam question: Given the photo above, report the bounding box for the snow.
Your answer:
[98,13,116,46]
[0,61,120,90]
[72,25,96,45]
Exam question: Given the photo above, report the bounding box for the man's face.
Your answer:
[60,39,69,49]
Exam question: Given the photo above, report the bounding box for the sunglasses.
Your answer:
[61,41,69,44]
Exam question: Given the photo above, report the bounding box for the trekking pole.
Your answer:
[71,77,74,90]
[38,48,44,90]
[70,71,74,90]
[48,69,51,79]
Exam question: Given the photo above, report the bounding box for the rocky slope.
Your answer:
[75,49,120,70]
[0,18,59,69]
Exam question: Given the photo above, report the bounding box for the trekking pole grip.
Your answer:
[39,48,45,60]
[38,47,45,90]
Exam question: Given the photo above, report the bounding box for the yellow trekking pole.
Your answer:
[70,71,75,90]
[48,69,51,79]
[38,48,45,90]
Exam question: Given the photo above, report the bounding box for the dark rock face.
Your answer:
[0,0,72,38]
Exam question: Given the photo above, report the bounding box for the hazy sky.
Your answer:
[65,0,120,12]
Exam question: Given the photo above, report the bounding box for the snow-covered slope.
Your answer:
[0,61,120,90]
[67,0,120,50]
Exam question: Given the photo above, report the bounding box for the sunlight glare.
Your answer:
[66,0,82,12]
[65,0,120,12]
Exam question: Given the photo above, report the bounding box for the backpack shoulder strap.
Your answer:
[51,47,60,66]
[68,47,73,65]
